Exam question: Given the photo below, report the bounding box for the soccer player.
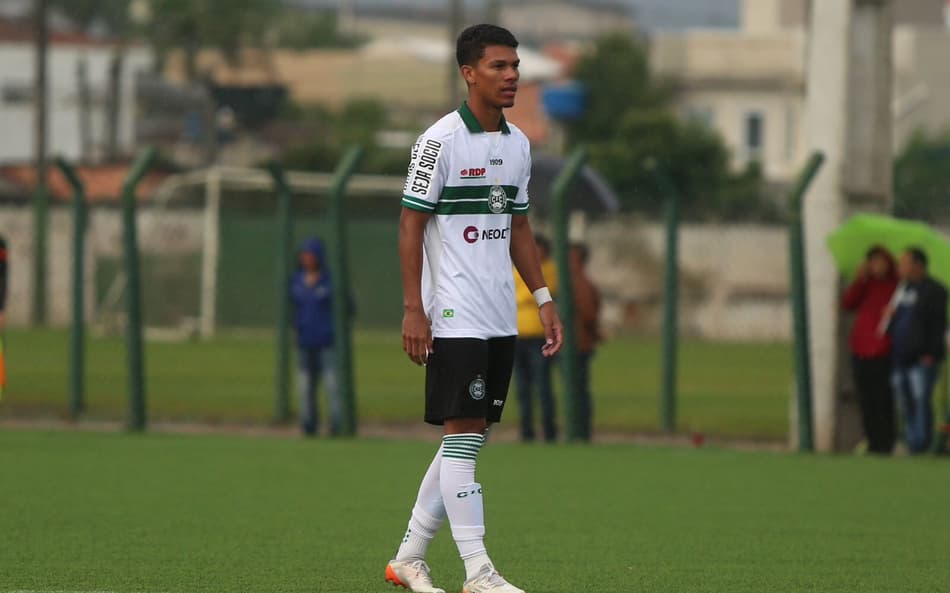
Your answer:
[385,24,563,593]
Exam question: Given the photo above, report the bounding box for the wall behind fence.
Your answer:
[216,212,402,329]
[3,205,803,340]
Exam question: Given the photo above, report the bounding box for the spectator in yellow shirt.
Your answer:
[513,234,559,442]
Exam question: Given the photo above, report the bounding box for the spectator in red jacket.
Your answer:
[842,246,898,454]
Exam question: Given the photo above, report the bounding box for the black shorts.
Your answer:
[425,336,516,426]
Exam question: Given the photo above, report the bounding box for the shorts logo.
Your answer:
[442,308,455,318]
[493,399,504,406]
[469,377,486,401]
[488,185,508,214]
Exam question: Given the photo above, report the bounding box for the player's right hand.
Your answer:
[402,308,433,366]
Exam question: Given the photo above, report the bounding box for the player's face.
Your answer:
[465,45,520,109]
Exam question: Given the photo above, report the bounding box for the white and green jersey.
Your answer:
[402,102,531,339]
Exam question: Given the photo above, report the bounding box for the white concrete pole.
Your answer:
[804,0,852,452]
[199,168,221,339]
[804,0,893,452]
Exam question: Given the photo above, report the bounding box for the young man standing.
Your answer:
[386,24,563,593]
[887,247,948,454]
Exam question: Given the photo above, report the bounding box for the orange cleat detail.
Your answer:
[386,563,409,589]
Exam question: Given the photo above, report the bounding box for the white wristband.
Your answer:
[533,286,553,308]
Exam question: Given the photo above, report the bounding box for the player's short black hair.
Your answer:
[456,24,519,68]
[905,246,928,268]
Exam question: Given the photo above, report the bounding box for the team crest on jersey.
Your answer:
[469,377,486,400]
[488,185,507,214]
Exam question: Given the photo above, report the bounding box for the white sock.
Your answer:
[395,443,446,561]
[440,433,493,580]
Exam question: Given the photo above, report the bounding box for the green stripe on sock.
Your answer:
[443,437,484,445]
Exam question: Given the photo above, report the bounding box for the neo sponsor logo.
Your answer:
[490,158,503,166]
[407,138,443,196]
[462,225,510,244]
[493,399,504,406]
[460,167,487,178]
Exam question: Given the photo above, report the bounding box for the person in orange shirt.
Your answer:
[513,234,558,442]
[570,242,601,442]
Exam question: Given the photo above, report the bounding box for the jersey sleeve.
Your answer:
[511,140,531,216]
[401,132,449,213]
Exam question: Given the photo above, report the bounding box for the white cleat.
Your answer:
[385,559,446,593]
[461,564,526,593]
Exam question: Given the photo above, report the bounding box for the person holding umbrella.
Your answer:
[842,246,898,454]
[883,247,948,454]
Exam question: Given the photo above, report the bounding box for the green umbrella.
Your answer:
[827,213,950,289]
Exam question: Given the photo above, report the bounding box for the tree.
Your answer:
[280,97,408,177]
[144,0,280,79]
[273,10,365,50]
[587,110,730,217]
[48,0,130,34]
[566,33,667,146]
[51,0,282,80]
[893,130,950,221]
[566,33,771,221]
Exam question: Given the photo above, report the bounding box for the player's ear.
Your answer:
[460,64,476,85]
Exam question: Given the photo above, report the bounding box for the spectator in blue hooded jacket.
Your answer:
[291,237,341,436]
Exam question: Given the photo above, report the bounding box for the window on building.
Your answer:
[743,111,765,163]
[2,82,34,105]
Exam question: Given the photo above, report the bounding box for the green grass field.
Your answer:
[2,430,948,593]
[1,329,792,438]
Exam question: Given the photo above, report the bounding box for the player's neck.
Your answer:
[465,95,505,132]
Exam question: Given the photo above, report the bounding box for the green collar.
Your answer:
[458,101,511,135]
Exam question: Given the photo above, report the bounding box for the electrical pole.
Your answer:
[32,0,49,326]
[447,0,463,109]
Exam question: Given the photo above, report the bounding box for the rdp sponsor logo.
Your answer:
[406,138,443,196]
[460,167,486,178]
[462,225,510,244]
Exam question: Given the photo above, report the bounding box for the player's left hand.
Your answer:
[539,301,563,357]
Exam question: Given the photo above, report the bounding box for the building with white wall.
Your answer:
[0,19,152,164]
[651,0,950,182]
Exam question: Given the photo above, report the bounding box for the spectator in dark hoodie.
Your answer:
[842,246,898,454]
[885,247,948,454]
[290,238,341,436]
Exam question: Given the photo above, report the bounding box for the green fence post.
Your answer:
[787,151,825,452]
[268,163,293,424]
[121,147,157,431]
[33,182,49,326]
[646,160,680,433]
[328,146,364,437]
[551,148,589,441]
[55,157,86,418]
